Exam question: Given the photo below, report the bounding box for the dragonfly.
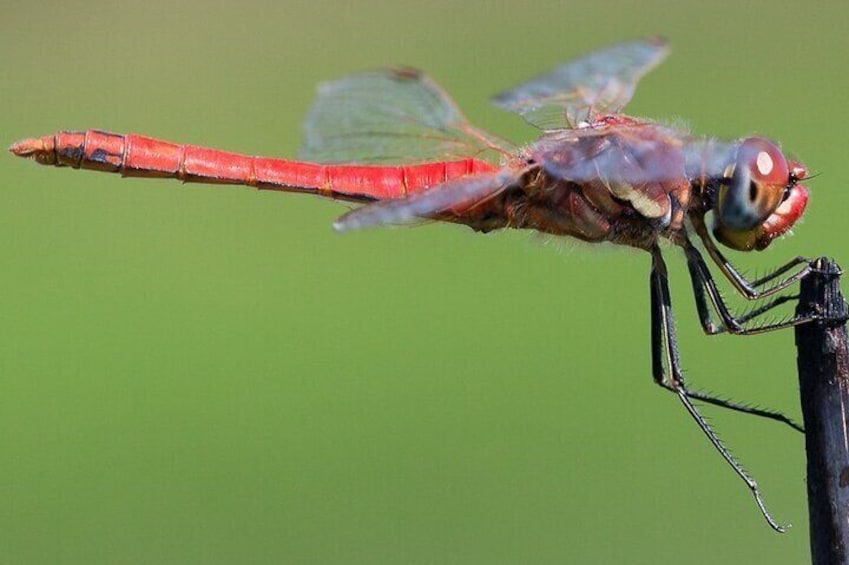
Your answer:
[11,37,816,532]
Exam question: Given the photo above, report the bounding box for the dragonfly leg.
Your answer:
[677,241,805,431]
[682,241,818,337]
[672,241,813,433]
[649,246,788,532]
[691,215,813,299]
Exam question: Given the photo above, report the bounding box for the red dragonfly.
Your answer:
[11,37,815,531]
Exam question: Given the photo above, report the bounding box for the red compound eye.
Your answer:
[716,137,790,232]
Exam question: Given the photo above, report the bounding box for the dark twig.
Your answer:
[795,257,849,564]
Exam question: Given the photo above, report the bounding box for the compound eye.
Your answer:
[717,137,789,230]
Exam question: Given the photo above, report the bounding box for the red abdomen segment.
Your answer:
[13,130,499,201]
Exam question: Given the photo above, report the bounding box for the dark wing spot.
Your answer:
[390,67,422,81]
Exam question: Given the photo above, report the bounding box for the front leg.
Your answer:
[682,240,817,336]
[690,215,812,299]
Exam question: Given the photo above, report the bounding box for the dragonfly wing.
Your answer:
[491,37,669,130]
[333,170,516,232]
[299,68,514,165]
[535,126,738,186]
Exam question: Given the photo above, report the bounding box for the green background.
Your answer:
[2,1,847,563]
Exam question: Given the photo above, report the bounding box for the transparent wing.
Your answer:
[533,126,738,186]
[332,170,516,232]
[491,37,669,130]
[299,68,514,165]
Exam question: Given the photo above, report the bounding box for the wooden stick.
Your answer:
[795,257,849,564]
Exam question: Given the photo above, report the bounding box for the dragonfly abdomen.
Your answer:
[10,130,498,202]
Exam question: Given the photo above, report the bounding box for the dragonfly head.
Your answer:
[712,137,808,251]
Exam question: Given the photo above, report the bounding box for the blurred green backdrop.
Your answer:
[2,1,847,563]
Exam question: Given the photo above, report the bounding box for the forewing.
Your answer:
[491,37,669,130]
[534,126,738,186]
[299,68,513,165]
[332,171,516,232]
